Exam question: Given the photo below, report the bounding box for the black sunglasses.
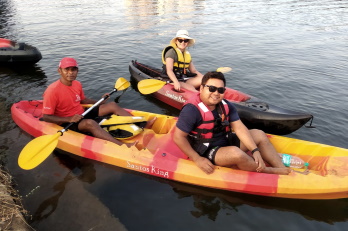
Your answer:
[204,85,226,94]
[177,39,189,43]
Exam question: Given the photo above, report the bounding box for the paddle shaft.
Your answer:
[61,88,117,132]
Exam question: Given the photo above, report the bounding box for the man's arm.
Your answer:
[80,97,97,104]
[165,58,181,91]
[81,94,116,105]
[231,120,255,148]
[42,114,83,125]
[188,62,203,78]
[231,120,265,171]
[173,127,215,174]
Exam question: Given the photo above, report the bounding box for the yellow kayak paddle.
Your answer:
[137,79,166,95]
[18,77,166,170]
[216,67,232,73]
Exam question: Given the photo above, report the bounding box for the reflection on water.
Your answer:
[33,172,74,222]
[124,0,206,31]
[121,166,348,225]
[0,64,46,78]
[56,150,97,185]
[0,65,47,134]
[66,150,348,227]
[169,180,348,224]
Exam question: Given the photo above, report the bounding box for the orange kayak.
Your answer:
[11,100,348,199]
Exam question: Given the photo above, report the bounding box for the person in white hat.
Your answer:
[161,30,203,91]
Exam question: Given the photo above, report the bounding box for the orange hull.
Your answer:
[11,100,348,199]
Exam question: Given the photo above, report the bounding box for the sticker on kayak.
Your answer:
[165,91,187,103]
[126,161,169,178]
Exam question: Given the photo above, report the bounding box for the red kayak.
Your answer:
[129,60,314,135]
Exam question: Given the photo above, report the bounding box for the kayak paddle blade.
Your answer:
[216,67,232,73]
[18,133,61,170]
[137,79,166,95]
[115,77,130,91]
[100,115,146,126]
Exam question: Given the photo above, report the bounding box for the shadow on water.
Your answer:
[30,150,97,224]
[22,149,127,231]
[32,171,74,222]
[0,64,47,80]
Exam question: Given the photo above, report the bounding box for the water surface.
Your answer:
[1,0,348,230]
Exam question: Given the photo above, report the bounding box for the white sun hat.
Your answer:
[170,30,195,47]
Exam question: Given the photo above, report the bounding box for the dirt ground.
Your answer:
[0,166,33,231]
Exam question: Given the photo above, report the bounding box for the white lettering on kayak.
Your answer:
[164,90,187,103]
[151,165,169,178]
[127,161,150,172]
[126,161,169,178]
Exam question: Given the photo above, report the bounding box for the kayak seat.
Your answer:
[149,116,177,134]
[134,60,166,80]
[128,112,176,135]
[109,129,135,139]
[18,43,25,50]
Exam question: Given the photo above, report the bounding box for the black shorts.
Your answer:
[61,106,100,132]
[203,132,240,165]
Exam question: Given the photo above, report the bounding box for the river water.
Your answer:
[1,0,348,230]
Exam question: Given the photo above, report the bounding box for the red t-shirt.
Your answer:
[42,80,86,117]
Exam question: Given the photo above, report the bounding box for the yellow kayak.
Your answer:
[12,100,348,199]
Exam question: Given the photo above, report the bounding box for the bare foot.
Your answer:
[293,169,310,175]
[263,167,293,175]
[145,117,157,129]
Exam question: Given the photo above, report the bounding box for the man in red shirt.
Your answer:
[42,57,132,146]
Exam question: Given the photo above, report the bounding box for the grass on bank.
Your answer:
[0,165,32,230]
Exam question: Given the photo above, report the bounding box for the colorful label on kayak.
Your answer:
[165,90,187,103]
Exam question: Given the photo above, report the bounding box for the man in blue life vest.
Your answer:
[173,71,291,175]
